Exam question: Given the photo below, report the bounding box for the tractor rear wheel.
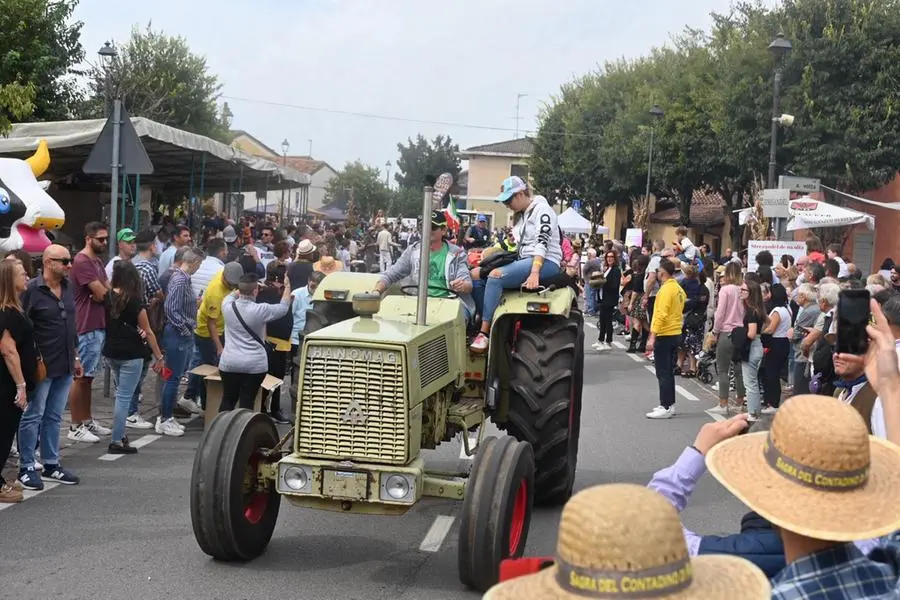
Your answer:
[506,315,583,506]
[458,436,535,592]
[190,409,281,561]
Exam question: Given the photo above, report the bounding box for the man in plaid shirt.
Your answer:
[705,298,900,599]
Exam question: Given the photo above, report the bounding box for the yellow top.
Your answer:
[651,278,686,336]
[195,270,229,338]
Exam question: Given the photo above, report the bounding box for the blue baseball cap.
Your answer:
[477,214,487,222]
[495,176,528,203]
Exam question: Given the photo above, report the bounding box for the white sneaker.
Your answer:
[67,424,100,443]
[126,413,153,430]
[707,405,728,415]
[177,397,202,415]
[86,420,111,436]
[592,342,604,351]
[603,342,613,350]
[155,417,184,437]
[171,416,186,431]
[646,405,675,419]
[761,406,777,415]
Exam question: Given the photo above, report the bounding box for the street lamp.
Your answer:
[98,42,118,117]
[385,160,391,187]
[767,33,792,190]
[221,102,233,129]
[281,138,290,222]
[644,104,664,204]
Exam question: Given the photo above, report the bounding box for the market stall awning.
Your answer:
[786,196,875,231]
[558,207,606,234]
[0,118,311,195]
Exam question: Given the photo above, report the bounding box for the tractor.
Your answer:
[189,186,585,593]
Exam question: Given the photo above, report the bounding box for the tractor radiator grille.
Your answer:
[297,345,408,464]
[418,336,450,389]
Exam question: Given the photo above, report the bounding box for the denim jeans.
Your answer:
[472,279,485,318]
[585,287,596,315]
[481,258,561,323]
[185,334,220,406]
[161,325,194,419]
[111,358,150,416]
[741,338,764,415]
[77,329,105,378]
[17,374,74,469]
[106,358,145,442]
[654,335,680,409]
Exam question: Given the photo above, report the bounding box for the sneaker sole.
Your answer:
[42,476,78,485]
[126,423,154,429]
[67,434,100,443]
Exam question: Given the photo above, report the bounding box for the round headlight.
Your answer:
[385,474,410,500]
[283,466,308,491]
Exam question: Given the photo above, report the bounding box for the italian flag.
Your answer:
[445,195,460,231]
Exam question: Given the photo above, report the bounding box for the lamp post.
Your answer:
[644,104,664,204]
[281,138,290,222]
[768,33,792,239]
[98,41,117,117]
[384,161,391,187]
[515,93,528,138]
[98,41,121,261]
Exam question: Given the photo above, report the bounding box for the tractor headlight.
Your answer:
[281,465,312,493]
[381,473,414,502]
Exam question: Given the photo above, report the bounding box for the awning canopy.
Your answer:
[558,207,603,234]
[786,196,875,231]
[0,118,310,195]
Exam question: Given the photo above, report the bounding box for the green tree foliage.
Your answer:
[0,0,85,121]
[0,82,36,134]
[530,0,900,231]
[394,134,461,190]
[81,24,227,140]
[324,161,392,220]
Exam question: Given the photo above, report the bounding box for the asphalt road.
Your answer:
[0,328,747,600]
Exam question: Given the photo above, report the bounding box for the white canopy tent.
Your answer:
[558,207,607,234]
[786,196,875,231]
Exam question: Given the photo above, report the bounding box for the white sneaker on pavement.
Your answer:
[592,342,604,351]
[646,405,675,419]
[67,424,100,443]
[707,405,728,415]
[155,417,185,437]
[86,420,111,436]
[126,413,153,430]
[761,406,777,415]
[177,397,202,415]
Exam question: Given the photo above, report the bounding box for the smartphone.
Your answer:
[835,289,871,355]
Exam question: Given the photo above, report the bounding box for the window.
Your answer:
[510,163,529,180]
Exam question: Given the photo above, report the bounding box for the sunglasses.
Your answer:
[50,257,73,266]
[93,236,109,243]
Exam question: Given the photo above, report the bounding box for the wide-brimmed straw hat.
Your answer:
[313,255,343,275]
[707,394,900,541]
[483,484,770,600]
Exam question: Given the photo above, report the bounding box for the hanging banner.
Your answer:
[747,239,806,272]
[625,228,643,248]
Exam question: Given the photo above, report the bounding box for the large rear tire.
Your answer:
[190,409,281,561]
[458,436,534,592]
[505,315,583,506]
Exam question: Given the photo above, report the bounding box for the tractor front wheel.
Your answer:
[506,315,583,506]
[458,436,535,592]
[190,409,281,561]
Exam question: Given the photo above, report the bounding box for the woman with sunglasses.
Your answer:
[738,280,766,421]
[593,250,621,350]
[470,177,562,353]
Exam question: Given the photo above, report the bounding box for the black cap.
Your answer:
[431,210,447,227]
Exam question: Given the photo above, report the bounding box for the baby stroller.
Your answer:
[695,346,737,390]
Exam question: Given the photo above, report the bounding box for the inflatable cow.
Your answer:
[0,140,65,252]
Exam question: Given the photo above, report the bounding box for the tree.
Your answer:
[81,24,227,140]
[0,0,85,121]
[324,161,392,220]
[0,82,36,135]
[394,135,461,190]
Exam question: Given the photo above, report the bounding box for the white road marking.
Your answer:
[705,410,727,422]
[644,365,656,375]
[675,386,700,402]
[98,434,162,461]
[459,435,478,460]
[419,515,456,552]
[627,352,644,363]
[584,322,597,329]
[0,481,60,511]
[611,341,626,349]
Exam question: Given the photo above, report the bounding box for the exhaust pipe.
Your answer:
[415,185,434,326]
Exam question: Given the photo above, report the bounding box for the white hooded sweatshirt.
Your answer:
[513,195,563,266]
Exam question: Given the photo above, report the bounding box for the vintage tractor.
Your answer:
[190,187,584,593]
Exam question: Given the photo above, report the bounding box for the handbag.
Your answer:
[479,251,518,279]
[231,302,275,353]
[729,326,748,362]
[34,350,47,383]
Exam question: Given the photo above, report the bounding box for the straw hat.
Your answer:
[295,239,315,256]
[707,394,900,541]
[483,484,770,600]
[313,255,343,275]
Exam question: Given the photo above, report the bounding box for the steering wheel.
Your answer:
[400,284,458,299]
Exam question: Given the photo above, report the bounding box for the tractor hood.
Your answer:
[305,315,438,345]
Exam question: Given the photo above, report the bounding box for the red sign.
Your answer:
[789,200,818,212]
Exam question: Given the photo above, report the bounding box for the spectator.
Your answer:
[218,273,292,411]
[67,222,112,443]
[288,239,316,288]
[646,258,686,420]
[104,228,137,279]
[593,249,622,351]
[0,260,37,502]
[157,225,191,276]
[17,245,81,490]
[257,262,294,423]
[790,284,820,396]
[760,283,792,413]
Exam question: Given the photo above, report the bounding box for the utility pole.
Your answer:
[515,93,527,138]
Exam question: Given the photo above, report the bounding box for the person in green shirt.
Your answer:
[374,211,475,319]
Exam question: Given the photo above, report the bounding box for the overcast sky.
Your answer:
[74,0,751,176]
